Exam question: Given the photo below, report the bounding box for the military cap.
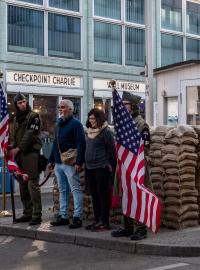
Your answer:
[14,92,26,103]
[122,91,141,105]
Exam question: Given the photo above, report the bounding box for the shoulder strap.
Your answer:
[56,126,61,154]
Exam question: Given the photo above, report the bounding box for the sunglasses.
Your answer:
[58,105,66,109]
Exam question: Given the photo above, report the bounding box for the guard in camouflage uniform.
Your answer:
[111,91,151,240]
[9,93,42,225]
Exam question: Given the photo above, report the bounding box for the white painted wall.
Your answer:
[155,64,200,125]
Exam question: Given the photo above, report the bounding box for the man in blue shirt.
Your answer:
[48,99,85,229]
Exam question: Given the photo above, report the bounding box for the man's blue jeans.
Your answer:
[54,163,83,219]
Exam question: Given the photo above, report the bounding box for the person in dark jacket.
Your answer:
[111,91,151,240]
[85,108,117,231]
[48,99,85,229]
[9,93,42,225]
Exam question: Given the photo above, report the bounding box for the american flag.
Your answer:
[0,83,9,153]
[0,84,28,181]
[112,89,161,233]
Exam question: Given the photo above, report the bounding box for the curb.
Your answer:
[1,225,200,257]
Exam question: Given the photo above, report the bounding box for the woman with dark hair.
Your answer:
[85,108,116,231]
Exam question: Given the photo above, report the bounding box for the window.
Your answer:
[15,0,43,4]
[126,0,144,24]
[186,86,200,125]
[125,27,144,66]
[94,21,122,64]
[167,97,178,126]
[187,1,200,35]
[161,0,182,31]
[62,97,81,120]
[49,0,79,12]
[48,13,81,59]
[161,34,183,66]
[8,6,44,55]
[186,38,200,60]
[94,98,112,124]
[94,0,121,20]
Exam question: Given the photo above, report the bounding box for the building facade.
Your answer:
[0,0,200,155]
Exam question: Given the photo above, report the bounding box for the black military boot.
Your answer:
[130,227,147,240]
[29,217,42,226]
[15,215,32,223]
[111,215,134,237]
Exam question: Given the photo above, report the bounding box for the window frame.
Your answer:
[93,0,145,67]
[6,0,83,61]
[160,0,200,66]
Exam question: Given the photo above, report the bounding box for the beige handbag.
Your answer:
[57,130,77,165]
[60,148,77,165]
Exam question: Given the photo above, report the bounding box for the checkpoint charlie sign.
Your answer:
[6,71,81,88]
[93,78,145,93]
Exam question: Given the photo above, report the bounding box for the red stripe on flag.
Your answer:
[137,159,145,185]
[150,196,155,231]
[135,179,142,220]
[0,120,8,137]
[127,154,137,178]
[117,160,123,194]
[143,192,149,225]
[126,173,132,217]
[156,200,161,233]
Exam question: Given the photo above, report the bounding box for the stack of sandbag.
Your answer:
[149,126,172,223]
[52,175,59,217]
[162,125,199,229]
[192,126,200,222]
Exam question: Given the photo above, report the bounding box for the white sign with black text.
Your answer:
[6,71,81,88]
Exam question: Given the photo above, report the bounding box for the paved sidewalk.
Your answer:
[0,207,200,257]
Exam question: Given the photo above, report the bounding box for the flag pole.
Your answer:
[0,74,12,217]
[2,155,6,210]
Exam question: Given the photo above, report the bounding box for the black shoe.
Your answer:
[85,221,99,230]
[15,216,32,223]
[92,223,110,232]
[69,217,82,229]
[130,231,147,240]
[111,228,132,237]
[50,215,69,226]
[29,218,42,226]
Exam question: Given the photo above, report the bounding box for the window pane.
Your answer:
[167,97,178,126]
[161,0,182,31]
[125,27,145,66]
[126,0,144,24]
[161,34,183,66]
[16,0,43,4]
[94,21,122,64]
[48,13,81,59]
[94,98,112,124]
[8,6,44,55]
[62,97,81,120]
[33,95,57,158]
[186,86,200,125]
[49,0,79,12]
[187,2,200,35]
[186,38,200,60]
[94,0,121,20]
